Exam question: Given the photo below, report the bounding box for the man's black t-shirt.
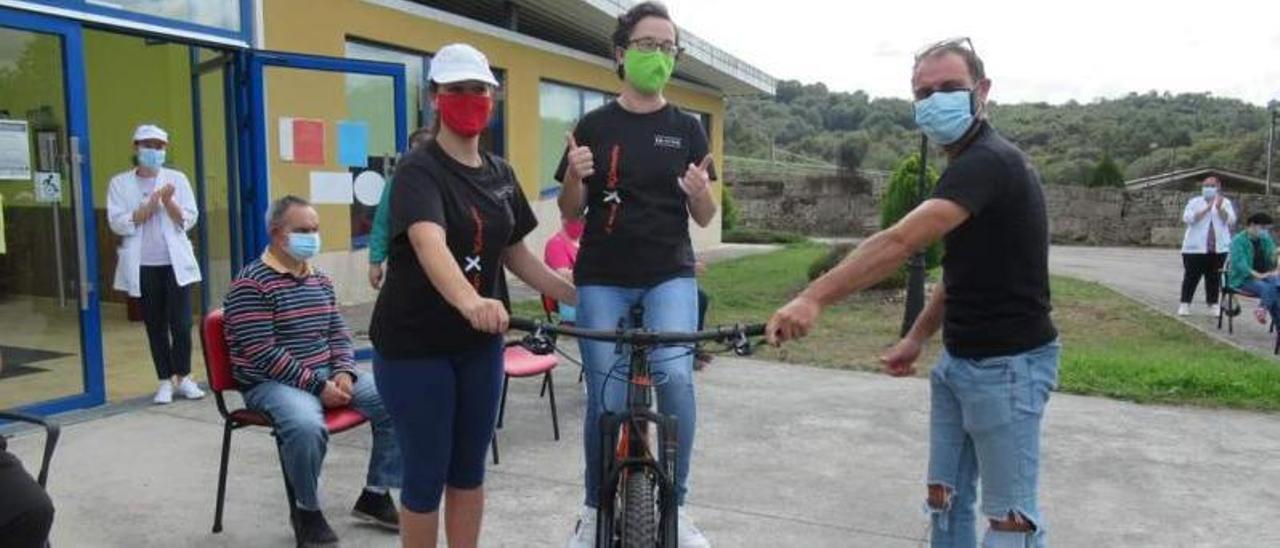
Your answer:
[931,121,1057,358]
[370,141,537,358]
[555,101,716,287]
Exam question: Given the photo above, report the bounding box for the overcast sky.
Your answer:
[662,0,1280,106]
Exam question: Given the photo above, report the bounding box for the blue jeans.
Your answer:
[1241,276,1280,322]
[372,338,504,513]
[577,276,698,508]
[927,341,1060,548]
[243,367,402,510]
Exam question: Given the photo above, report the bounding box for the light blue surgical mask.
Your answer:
[914,90,976,145]
[286,232,321,261]
[137,147,166,169]
[1202,186,1218,200]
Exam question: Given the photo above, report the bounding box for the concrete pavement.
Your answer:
[6,355,1279,547]
[1049,246,1279,359]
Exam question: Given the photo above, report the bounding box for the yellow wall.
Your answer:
[261,0,727,233]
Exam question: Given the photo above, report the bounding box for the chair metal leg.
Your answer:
[213,421,233,533]
[539,374,549,398]
[497,375,511,429]
[273,433,298,529]
[546,371,560,441]
[491,432,500,465]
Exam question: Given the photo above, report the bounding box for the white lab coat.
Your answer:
[107,167,202,297]
[1180,195,1236,254]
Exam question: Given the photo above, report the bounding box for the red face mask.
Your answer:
[436,93,493,137]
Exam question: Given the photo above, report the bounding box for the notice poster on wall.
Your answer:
[309,171,354,204]
[278,117,326,165]
[0,120,32,180]
[337,121,369,168]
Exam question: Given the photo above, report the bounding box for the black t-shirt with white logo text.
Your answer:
[555,101,716,287]
[931,121,1057,358]
[370,141,536,358]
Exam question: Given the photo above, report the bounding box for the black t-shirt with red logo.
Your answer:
[556,101,715,288]
[370,141,536,358]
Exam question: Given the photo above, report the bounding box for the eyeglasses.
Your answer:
[628,38,683,56]
[914,36,977,62]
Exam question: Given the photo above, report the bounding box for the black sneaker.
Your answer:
[293,509,339,548]
[352,489,400,531]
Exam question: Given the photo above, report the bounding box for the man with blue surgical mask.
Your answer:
[107,124,204,404]
[1179,176,1235,316]
[769,37,1058,547]
[223,195,402,546]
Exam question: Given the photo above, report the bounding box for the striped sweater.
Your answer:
[223,254,355,394]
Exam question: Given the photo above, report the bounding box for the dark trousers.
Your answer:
[139,265,192,380]
[1181,253,1227,305]
[0,450,54,548]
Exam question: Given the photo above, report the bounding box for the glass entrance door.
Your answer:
[0,8,103,413]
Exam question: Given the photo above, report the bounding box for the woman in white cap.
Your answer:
[369,44,575,547]
[106,124,204,404]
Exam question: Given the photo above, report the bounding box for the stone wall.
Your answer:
[1045,185,1280,246]
[730,171,1280,245]
[729,169,890,237]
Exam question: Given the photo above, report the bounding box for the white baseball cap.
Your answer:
[132,124,169,143]
[428,44,500,87]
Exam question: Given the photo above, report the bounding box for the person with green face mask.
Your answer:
[555,2,719,547]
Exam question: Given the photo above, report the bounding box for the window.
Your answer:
[345,40,427,134]
[538,81,613,196]
[85,0,242,31]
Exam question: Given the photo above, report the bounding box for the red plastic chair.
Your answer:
[202,308,369,533]
[491,340,560,465]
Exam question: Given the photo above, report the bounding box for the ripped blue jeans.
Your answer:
[926,340,1060,548]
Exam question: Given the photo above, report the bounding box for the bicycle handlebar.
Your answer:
[508,317,766,345]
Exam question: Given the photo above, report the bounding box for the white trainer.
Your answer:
[1177,303,1191,316]
[566,505,596,548]
[678,507,711,548]
[153,380,174,405]
[1206,303,1219,316]
[176,377,205,400]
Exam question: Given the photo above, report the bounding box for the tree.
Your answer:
[1087,155,1125,187]
[882,154,942,269]
[837,134,870,174]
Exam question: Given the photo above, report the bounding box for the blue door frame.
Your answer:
[1,7,107,416]
[242,51,408,264]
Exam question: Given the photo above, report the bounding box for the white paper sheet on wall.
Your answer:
[0,120,32,180]
[278,117,295,162]
[309,171,354,204]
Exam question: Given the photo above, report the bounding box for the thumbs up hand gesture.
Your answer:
[564,133,595,182]
[678,155,714,198]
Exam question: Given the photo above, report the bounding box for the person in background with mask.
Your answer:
[1179,176,1235,316]
[556,2,718,546]
[224,195,402,547]
[1226,213,1279,325]
[544,215,585,321]
[369,43,575,548]
[106,124,204,404]
[767,37,1059,547]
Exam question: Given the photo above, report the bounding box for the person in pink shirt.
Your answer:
[544,216,585,321]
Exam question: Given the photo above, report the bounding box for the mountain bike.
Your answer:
[510,306,764,548]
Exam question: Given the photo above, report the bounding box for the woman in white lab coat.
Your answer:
[106,124,204,404]
[1179,176,1236,316]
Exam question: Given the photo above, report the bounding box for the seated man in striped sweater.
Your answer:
[224,195,402,547]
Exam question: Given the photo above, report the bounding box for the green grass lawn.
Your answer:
[512,242,1280,411]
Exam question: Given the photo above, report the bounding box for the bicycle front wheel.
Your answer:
[620,470,658,547]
